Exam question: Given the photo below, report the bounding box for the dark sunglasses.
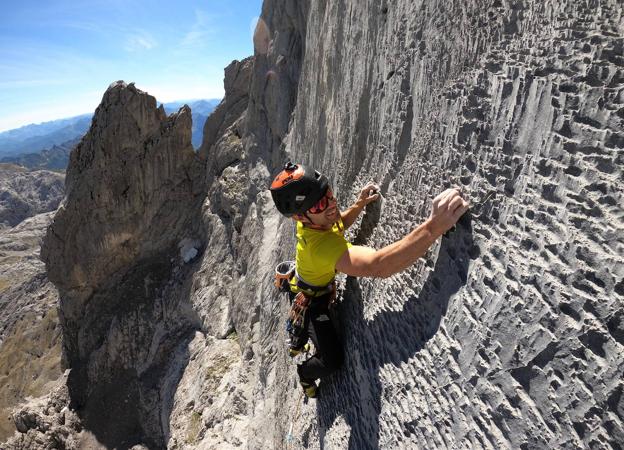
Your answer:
[307,188,335,214]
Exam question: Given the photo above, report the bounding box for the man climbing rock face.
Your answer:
[269,162,470,398]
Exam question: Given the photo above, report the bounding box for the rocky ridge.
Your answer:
[4,0,623,449]
[35,81,206,448]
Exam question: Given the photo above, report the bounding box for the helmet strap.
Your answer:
[300,212,330,230]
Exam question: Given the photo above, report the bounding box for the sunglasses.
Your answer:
[307,188,335,214]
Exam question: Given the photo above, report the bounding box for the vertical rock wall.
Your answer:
[167,2,313,447]
[39,82,206,448]
[283,0,624,448]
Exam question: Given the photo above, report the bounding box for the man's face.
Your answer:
[304,188,338,227]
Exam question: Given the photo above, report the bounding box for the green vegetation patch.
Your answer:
[0,307,62,441]
[186,411,203,444]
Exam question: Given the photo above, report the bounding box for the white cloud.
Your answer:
[124,31,157,52]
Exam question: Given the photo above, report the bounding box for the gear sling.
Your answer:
[274,261,335,340]
[274,261,343,384]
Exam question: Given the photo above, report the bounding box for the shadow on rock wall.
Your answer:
[65,250,203,450]
[314,215,475,449]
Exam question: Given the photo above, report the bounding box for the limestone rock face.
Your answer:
[199,57,253,178]
[43,81,201,304]
[3,371,85,450]
[39,81,205,448]
[171,1,624,447]
[281,1,624,449]
[161,3,313,448]
[0,164,64,229]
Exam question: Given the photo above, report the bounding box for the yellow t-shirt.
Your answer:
[291,219,352,291]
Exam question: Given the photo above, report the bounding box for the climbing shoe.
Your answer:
[300,380,318,399]
[288,343,310,357]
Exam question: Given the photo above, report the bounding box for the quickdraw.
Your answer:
[286,292,311,338]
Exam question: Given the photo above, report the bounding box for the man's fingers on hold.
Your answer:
[445,188,461,202]
[449,196,464,212]
[453,203,470,219]
[438,197,451,211]
[439,191,453,206]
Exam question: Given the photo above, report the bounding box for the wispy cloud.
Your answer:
[0,41,117,87]
[180,10,217,48]
[0,78,68,89]
[124,31,157,52]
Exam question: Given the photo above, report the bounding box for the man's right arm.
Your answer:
[335,188,469,278]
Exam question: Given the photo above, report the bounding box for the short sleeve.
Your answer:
[314,232,351,271]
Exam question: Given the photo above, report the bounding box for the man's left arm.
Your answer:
[341,182,380,229]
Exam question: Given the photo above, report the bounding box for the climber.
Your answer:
[269,162,469,398]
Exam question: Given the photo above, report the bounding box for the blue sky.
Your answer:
[0,0,263,131]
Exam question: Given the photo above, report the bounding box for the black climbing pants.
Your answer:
[290,292,344,383]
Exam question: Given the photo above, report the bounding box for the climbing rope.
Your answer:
[285,391,305,448]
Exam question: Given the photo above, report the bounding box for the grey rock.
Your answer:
[163,99,221,150]
[0,164,64,229]
[199,57,253,179]
[39,80,206,449]
[280,1,624,449]
[3,372,75,449]
[0,211,62,443]
[42,80,203,304]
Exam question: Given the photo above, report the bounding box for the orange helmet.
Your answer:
[269,162,329,217]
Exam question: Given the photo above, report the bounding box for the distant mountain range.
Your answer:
[0,138,80,171]
[0,98,220,169]
[0,115,93,158]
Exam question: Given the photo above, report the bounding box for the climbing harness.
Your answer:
[293,270,336,299]
[275,260,338,355]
